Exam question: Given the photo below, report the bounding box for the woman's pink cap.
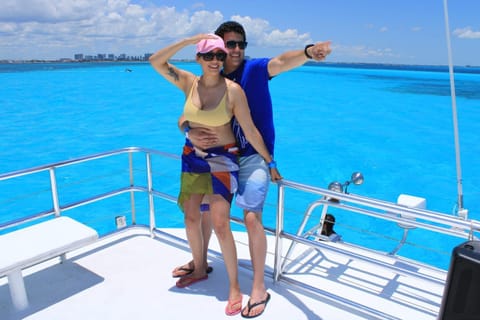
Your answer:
[196,34,227,54]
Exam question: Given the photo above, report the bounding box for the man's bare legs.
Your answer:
[242,209,269,317]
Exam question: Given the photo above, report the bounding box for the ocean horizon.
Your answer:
[2,60,480,73]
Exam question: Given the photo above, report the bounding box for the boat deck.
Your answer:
[0,226,446,320]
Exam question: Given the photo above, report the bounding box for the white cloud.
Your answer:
[453,27,480,39]
[333,44,397,61]
[0,1,224,58]
[232,15,311,47]
[0,22,17,33]
[191,2,206,10]
[0,0,98,22]
[0,1,312,59]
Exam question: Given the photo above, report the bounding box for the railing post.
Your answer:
[146,152,156,236]
[273,182,285,282]
[49,167,61,217]
[281,200,330,272]
[128,152,136,225]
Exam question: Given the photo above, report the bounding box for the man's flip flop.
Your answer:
[241,292,271,318]
[172,264,213,278]
[175,274,208,288]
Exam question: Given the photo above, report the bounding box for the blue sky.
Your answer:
[1,0,479,65]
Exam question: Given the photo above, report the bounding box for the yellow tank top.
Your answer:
[183,78,233,126]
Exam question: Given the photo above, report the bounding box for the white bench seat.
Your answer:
[0,216,98,310]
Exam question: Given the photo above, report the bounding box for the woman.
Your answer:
[149,34,281,316]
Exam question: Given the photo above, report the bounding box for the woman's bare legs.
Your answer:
[201,211,213,266]
[172,198,213,276]
[181,194,207,280]
[209,195,242,303]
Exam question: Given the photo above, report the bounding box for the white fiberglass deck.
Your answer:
[0,226,446,320]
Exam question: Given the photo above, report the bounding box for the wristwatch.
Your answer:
[304,44,314,59]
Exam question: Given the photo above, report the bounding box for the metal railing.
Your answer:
[0,147,178,233]
[272,179,480,281]
[1,147,480,275]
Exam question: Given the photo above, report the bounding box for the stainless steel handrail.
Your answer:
[273,179,480,281]
[0,147,179,182]
[1,147,479,275]
[0,147,178,231]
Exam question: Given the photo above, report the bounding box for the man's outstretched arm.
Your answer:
[268,41,332,77]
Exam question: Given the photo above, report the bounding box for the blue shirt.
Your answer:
[223,58,275,157]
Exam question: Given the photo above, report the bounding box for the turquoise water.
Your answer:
[1,61,479,269]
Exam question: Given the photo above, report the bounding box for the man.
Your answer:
[174,21,331,318]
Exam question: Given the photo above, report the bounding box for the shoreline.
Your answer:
[1,58,479,67]
[1,59,479,74]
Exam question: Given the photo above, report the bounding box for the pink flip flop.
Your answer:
[225,297,243,316]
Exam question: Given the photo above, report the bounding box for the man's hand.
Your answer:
[310,41,332,61]
[188,127,219,149]
[269,168,282,182]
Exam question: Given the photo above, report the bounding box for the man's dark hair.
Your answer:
[323,214,336,236]
[215,21,247,41]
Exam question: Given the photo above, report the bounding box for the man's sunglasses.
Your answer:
[198,51,227,62]
[225,41,248,50]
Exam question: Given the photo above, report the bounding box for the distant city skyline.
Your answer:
[1,0,479,66]
[0,50,156,63]
[72,52,152,62]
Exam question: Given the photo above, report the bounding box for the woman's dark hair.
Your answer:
[215,21,247,42]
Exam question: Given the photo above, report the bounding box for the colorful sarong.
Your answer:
[178,140,239,212]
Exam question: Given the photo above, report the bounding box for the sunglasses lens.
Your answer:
[226,41,247,49]
[202,52,214,61]
[216,52,226,61]
[200,51,226,61]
